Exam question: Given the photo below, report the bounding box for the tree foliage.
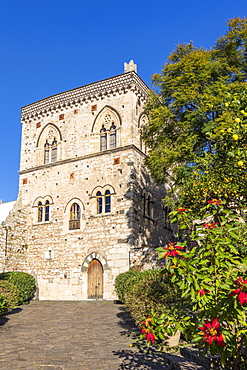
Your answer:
[143,17,247,215]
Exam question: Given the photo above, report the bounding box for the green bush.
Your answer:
[115,269,142,303]
[0,271,36,305]
[0,280,19,315]
[116,269,182,325]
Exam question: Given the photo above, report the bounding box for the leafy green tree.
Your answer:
[143,18,247,215]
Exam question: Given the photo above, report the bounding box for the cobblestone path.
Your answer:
[0,301,170,370]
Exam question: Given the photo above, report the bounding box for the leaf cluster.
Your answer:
[143,17,247,213]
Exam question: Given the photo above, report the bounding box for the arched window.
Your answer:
[100,126,107,151]
[69,203,81,230]
[45,200,50,222]
[38,125,61,165]
[44,141,50,164]
[51,138,57,163]
[105,190,111,213]
[109,123,117,149]
[96,191,103,214]
[38,201,43,222]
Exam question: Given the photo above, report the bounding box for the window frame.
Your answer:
[69,203,81,230]
[36,199,51,223]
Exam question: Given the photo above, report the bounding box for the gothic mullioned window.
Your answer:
[37,124,61,166]
[69,203,81,230]
[95,189,112,214]
[44,134,58,164]
[99,113,118,151]
[37,200,50,222]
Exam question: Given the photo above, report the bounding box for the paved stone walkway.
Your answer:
[0,301,170,370]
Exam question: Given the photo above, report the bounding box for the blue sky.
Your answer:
[0,0,247,202]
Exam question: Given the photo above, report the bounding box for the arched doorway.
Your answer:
[87,259,103,299]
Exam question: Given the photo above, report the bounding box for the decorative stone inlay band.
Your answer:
[21,72,149,121]
[81,252,109,272]
[19,144,146,175]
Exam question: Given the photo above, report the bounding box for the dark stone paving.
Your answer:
[0,301,170,370]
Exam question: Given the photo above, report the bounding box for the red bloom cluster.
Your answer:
[177,207,189,212]
[197,289,209,296]
[208,199,221,206]
[163,242,184,257]
[230,277,247,305]
[203,223,218,229]
[199,318,226,346]
[139,317,156,344]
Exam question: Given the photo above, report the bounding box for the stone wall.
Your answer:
[1,69,173,300]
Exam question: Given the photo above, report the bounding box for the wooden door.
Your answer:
[87,259,103,299]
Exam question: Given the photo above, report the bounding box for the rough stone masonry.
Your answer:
[0,61,174,300]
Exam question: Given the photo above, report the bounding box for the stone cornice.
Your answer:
[21,72,150,122]
[19,144,146,175]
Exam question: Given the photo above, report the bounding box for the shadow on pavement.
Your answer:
[115,306,170,369]
[0,307,22,326]
[116,306,140,338]
[113,349,169,369]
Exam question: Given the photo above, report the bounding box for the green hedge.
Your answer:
[115,269,181,325]
[0,271,36,306]
[0,280,19,315]
[114,269,142,303]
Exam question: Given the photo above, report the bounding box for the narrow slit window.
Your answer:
[44,141,50,164]
[45,200,50,221]
[51,138,57,163]
[109,123,117,149]
[147,195,154,218]
[105,190,111,213]
[38,202,43,222]
[143,193,147,216]
[96,191,103,214]
[100,126,107,151]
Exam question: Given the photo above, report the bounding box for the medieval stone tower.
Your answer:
[0,61,172,300]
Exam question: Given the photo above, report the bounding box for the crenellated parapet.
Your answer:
[21,71,149,122]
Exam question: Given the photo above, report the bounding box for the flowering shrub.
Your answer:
[199,318,226,347]
[139,317,156,344]
[143,201,247,368]
[230,277,247,306]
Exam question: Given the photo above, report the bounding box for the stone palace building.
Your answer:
[0,61,173,300]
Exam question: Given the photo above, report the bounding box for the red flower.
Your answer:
[139,317,156,344]
[142,317,152,326]
[177,207,189,212]
[230,277,247,305]
[208,199,221,206]
[163,242,184,257]
[199,318,226,346]
[197,289,208,296]
[203,223,218,229]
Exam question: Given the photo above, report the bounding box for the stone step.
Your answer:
[180,347,222,369]
[164,352,207,370]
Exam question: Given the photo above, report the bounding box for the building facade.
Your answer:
[0,62,173,300]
